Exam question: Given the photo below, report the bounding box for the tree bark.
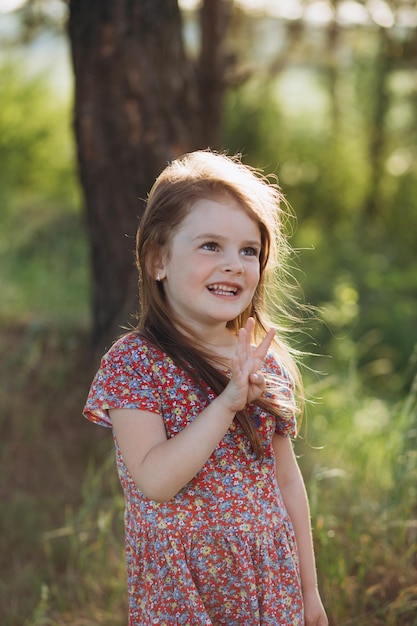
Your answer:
[68,0,209,350]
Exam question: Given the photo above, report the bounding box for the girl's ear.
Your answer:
[147,247,167,281]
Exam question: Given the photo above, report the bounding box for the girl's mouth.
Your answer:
[207,283,239,296]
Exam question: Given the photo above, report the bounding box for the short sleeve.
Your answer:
[263,353,298,438]
[83,335,162,428]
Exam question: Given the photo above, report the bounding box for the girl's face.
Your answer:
[157,196,262,340]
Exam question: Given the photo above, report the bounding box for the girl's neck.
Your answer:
[202,330,238,365]
[175,320,238,365]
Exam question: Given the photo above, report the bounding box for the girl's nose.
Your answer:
[223,251,243,274]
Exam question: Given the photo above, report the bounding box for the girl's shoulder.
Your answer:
[103,331,168,367]
[263,349,293,383]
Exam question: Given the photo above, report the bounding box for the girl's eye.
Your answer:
[242,246,259,257]
[202,242,219,252]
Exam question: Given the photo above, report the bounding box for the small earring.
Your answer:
[156,272,161,281]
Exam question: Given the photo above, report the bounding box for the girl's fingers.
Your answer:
[236,327,248,367]
[237,319,255,359]
[247,370,266,403]
[253,327,275,361]
[235,319,275,382]
[239,318,253,361]
[244,316,255,335]
[231,321,275,405]
[250,370,265,388]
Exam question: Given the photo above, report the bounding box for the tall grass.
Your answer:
[297,368,417,625]
[28,454,127,626]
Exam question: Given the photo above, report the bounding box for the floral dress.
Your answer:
[83,333,304,625]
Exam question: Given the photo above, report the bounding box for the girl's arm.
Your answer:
[110,397,235,502]
[273,434,328,626]
[110,319,274,502]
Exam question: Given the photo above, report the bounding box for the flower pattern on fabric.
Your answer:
[84,333,304,625]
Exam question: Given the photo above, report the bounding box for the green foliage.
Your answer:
[297,368,417,625]
[0,60,88,327]
[222,68,417,397]
[0,61,79,210]
[0,204,90,326]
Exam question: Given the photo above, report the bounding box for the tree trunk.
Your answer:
[68,0,211,350]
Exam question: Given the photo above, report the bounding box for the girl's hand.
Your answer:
[221,317,275,413]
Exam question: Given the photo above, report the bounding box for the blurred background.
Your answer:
[1,1,416,624]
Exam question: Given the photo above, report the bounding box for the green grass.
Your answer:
[1,321,416,625]
[0,200,90,329]
[296,370,417,625]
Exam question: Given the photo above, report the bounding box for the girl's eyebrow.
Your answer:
[193,233,261,246]
[193,233,225,241]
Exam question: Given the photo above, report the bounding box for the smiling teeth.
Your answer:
[208,284,238,295]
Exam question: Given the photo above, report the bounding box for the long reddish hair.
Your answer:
[135,150,301,458]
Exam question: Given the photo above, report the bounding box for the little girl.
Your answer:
[84,150,328,625]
